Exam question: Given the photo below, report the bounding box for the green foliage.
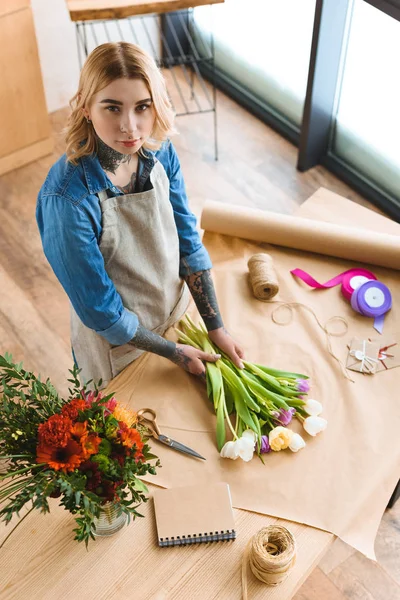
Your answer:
[0,354,159,548]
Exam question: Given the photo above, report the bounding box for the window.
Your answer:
[194,0,316,127]
[331,0,400,197]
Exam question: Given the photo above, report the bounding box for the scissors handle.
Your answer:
[137,408,161,438]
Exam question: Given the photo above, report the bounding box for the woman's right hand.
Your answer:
[169,343,221,379]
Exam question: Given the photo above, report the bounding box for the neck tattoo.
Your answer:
[96,135,131,175]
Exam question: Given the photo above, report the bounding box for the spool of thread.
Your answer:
[242,526,297,599]
[247,253,279,301]
[350,280,392,334]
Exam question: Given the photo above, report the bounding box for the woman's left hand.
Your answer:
[208,327,245,369]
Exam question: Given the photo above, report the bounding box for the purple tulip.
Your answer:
[296,379,310,393]
[276,408,296,426]
[258,435,271,454]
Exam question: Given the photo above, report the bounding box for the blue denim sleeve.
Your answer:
[36,194,138,345]
[156,142,212,277]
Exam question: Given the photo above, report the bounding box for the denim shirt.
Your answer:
[36,141,212,345]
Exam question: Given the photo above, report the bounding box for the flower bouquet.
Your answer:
[0,354,159,547]
[177,317,327,462]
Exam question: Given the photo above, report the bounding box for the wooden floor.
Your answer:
[0,82,399,600]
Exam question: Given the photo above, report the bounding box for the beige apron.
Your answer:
[71,159,190,388]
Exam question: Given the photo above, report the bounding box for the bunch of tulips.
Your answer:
[177,317,327,462]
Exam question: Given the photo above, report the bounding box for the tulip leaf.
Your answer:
[229,386,256,431]
[248,362,309,380]
[216,397,226,451]
[249,411,262,446]
[220,362,260,413]
[223,381,234,414]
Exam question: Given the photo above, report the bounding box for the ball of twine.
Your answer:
[242,526,296,599]
[247,253,279,301]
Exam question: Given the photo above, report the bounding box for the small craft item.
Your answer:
[347,338,400,374]
[291,268,392,333]
[346,338,381,374]
[373,338,399,372]
[290,267,377,300]
[247,253,279,300]
[242,526,296,599]
[137,408,206,460]
[350,280,392,334]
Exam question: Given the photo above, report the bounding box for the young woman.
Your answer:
[37,42,244,389]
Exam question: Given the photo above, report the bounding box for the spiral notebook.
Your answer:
[153,482,236,547]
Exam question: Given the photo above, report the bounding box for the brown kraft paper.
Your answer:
[106,188,400,560]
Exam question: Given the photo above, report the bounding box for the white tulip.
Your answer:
[241,430,256,443]
[236,437,255,462]
[220,431,256,462]
[303,416,327,436]
[289,433,306,452]
[304,399,323,417]
[220,440,240,460]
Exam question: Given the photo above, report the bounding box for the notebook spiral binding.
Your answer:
[159,529,236,547]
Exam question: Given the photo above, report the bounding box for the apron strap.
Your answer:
[98,189,109,202]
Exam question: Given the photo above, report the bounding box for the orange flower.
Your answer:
[71,421,88,440]
[61,399,86,421]
[119,427,144,452]
[113,405,137,427]
[36,439,84,473]
[82,434,102,458]
[38,414,72,448]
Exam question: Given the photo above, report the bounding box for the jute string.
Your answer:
[242,526,296,599]
[247,253,279,301]
[247,254,354,382]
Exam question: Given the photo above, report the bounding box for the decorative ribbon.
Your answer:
[290,268,377,300]
[349,339,379,373]
[291,268,391,333]
[350,281,392,334]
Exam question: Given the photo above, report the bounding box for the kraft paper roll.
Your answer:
[200,201,400,270]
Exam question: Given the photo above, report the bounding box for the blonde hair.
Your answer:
[65,42,176,163]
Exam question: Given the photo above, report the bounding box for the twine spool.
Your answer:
[247,253,279,301]
[242,526,296,599]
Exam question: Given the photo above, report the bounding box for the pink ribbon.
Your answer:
[290,268,377,300]
[291,268,391,333]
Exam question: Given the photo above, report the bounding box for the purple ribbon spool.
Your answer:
[350,280,392,334]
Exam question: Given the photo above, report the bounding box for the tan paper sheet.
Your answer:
[108,189,400,560]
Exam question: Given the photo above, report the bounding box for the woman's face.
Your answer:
[84,78,156,155]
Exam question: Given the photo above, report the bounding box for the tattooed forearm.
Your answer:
[96,135,131,175]
[184,269,224,331]
[131,325,204,377]
[131,324,176,359]
[169,346,192,370]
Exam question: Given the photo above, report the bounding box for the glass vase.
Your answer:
[93,502,127,537]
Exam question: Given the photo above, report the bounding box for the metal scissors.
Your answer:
[137,408,206,461]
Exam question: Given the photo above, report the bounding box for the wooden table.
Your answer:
[0,489,333,599]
